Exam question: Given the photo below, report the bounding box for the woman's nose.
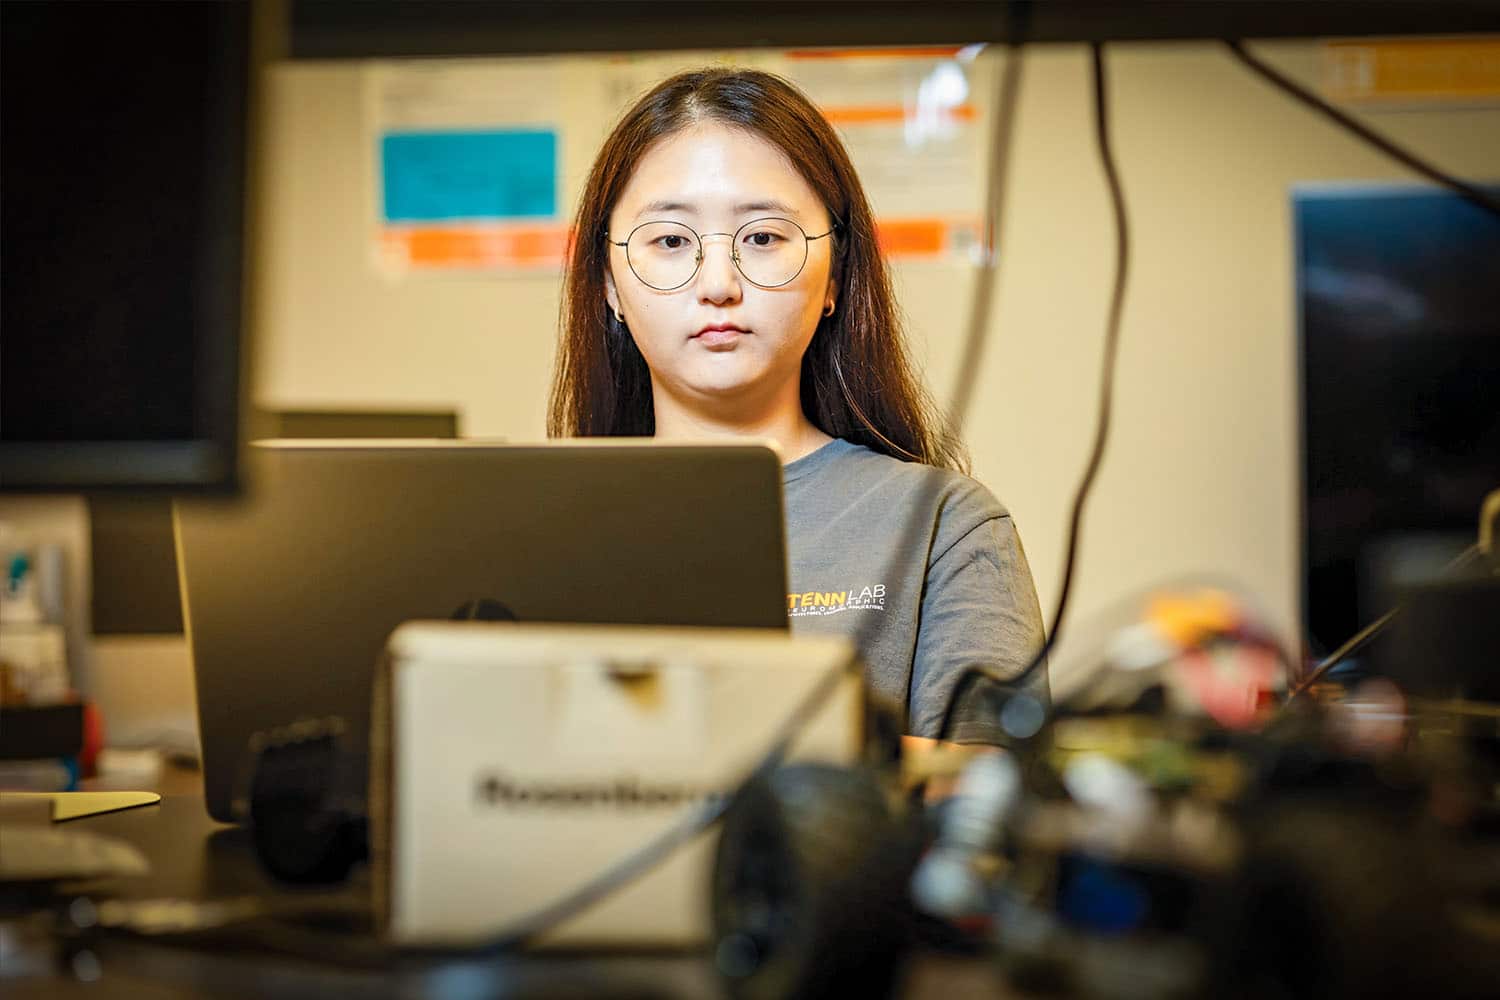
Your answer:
[696,233,742,304]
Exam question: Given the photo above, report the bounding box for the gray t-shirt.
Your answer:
[783,438,1048,742]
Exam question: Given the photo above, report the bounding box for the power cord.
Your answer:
[939,39,1130,741]
[945,32,1027,431]
[1223,40,1500,223]
[1285,544,1482,702]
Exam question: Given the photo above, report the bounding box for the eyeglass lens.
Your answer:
[625,218,811,290]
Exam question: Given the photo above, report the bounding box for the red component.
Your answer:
[79,699,105,778]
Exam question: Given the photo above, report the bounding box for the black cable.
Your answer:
[1224,40,1500,223]
[844,14,1028,733]
[946,35,1026,430]
[851,19,1028,676]
[1286,608,1399,698]
[939,39,1129,741]
[936,660,1031,743]
[1286,544,1481,701]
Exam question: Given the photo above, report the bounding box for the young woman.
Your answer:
[548,68,1047,741]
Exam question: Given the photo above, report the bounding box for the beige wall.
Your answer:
[253,42,1500,680]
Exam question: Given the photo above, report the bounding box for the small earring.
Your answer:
[823,302,835,317]
[615,310,625,324]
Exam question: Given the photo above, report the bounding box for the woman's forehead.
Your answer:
[615,123,823,223]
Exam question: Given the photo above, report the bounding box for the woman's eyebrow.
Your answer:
[635,199,696,219]
[735,199,801,217]
[632,198,804,220]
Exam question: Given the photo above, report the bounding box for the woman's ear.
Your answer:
[603,267,622,320]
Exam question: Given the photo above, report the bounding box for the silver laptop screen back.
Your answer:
[175,440,788,821]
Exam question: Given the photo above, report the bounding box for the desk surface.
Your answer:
[3,792,1002,999]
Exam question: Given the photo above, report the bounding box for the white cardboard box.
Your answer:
[372,622,864,949]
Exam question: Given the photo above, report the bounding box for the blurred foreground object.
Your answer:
[714,581,1500,998]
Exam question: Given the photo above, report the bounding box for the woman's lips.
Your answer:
[693,324,748,348]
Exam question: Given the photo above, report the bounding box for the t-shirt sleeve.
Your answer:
[908,511,1050,742]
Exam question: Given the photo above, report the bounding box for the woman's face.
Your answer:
[604,122,836,410]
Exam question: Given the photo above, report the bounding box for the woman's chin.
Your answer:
[687,377,761,399]
[678,360,770,397]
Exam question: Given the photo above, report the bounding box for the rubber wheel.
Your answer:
[249,726,367,885]
[711,763,922,1000]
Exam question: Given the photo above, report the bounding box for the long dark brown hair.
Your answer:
[546,67,967,472]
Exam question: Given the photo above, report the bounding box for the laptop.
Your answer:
[174,440,789,822]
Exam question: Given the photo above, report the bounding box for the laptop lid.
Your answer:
[174,439,788,822]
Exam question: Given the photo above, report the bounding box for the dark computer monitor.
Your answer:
[1294,184,1500,656]
[0,1,251,492]
[285,1,1500,58]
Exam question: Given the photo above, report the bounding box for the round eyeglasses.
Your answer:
[608,217,836,291]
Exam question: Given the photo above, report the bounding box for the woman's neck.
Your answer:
[651,384,832,464]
